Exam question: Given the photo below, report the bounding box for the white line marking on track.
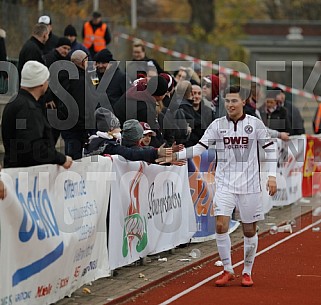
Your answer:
[159,219,321,305]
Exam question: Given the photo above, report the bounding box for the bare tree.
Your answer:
[188,0,215,33]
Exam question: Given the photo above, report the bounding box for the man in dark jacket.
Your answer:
[43,37,71,67]
[275,87,305,135]
[38,15,59,55]
[18,23,49,79]
[60,50,95,160]
[1,61,72,169]
[93,48,131,110]
[43,37,72,143]
[64,24,90,58]
[259,91,291,133]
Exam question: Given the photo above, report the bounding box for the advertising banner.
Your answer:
[108,157,196,270]
[302,135,321,197]
[0,156,112,305]
[188,150,239,242]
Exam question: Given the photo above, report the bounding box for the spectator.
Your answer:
[43,37,72,143]
[82,11,111,59]
[244,83,289,141]
[113,76,168,148]
[18,23,49,79]
[121,119,144,149]
[64,24,90,58]
[192,84,214,129]
[60,50,92,160]
[1,61,72,169]
[313,103,321,134]
[275,87,305,135]
[84,107,170,163]
[173,67,187,84]
[0,28,6,62]
[0,28,7,92]
[127,41,163,82]
[175,80,205,147]
[259,91,291,134]
[38,15,59,55]
[139,122,156,148]
[93,48,131,109]
[202,74,226,119]
[158,72,183,146]
[43,37,71,67]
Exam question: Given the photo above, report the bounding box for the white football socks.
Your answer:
[243,234,258,275]
[216,232,234,274]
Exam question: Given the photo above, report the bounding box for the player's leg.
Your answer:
[214,191,236,286]
[238,193,264,286]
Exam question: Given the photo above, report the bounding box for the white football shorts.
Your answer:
[214,191,264,223]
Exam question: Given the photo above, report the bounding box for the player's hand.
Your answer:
[266,176,277,196]
[171,141,184,153]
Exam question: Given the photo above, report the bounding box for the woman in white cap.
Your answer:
[1,61,73,169]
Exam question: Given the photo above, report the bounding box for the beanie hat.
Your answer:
[94,107,120,132]
[93,48,114,63]
[140,122,156,136]
[56,37,72,48]
[21,61,50,88]
[122,119,144,141]
[159,72,175,92]
[147,76,168,97]
[38,15,51,25]
[64,24,77,37]
[92,11,102,19]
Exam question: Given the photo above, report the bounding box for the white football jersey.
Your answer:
[178,114,277,194]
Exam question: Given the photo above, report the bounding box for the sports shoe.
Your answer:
[215,270,235,286]
[242,273,254,287]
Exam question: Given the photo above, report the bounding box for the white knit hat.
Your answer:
[20,61,50,88]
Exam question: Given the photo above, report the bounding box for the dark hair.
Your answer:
[274,87,284,94]
[225,85,250,101]
[266,90,279,100]
[133,42,145,52]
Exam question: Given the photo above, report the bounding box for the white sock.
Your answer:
[216,232,233,273]
[243,234,258,275]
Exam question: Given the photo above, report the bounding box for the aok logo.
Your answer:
[12,176,64,287]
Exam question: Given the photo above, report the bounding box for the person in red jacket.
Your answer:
[82,11,111,58]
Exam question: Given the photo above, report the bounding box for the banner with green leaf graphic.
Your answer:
[108,157,196,270]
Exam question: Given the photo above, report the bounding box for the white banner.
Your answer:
[0,156,112,305]
[109,157,196,270]
[261,136,306,211]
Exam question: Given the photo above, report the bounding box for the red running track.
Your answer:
[118,213,321,305]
